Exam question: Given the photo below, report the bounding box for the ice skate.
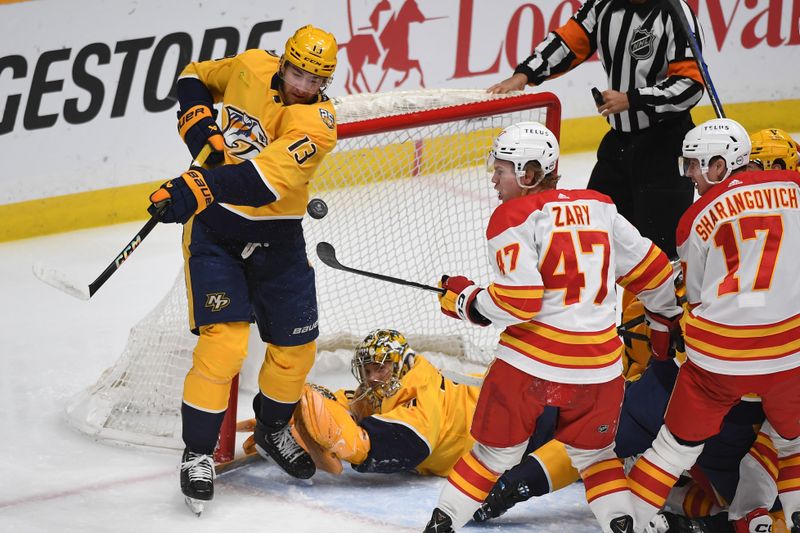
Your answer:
[180,448,215,516]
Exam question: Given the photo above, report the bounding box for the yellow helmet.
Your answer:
[283,25,337,78]
[749,128,799,171]
[351,329,413,405]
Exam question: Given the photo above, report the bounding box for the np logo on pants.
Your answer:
[205,292,231,312]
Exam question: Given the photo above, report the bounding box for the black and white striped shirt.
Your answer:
[515,0,705,133]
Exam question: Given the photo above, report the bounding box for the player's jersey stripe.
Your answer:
[487,283,543,321]
[684,312,800,361]
[500,322,622,369]
[617,244,672,293]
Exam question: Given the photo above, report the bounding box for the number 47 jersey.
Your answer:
[472,189,682,385]
[676,169,800,376]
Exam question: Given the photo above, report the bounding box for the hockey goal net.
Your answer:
[65,89,561,461]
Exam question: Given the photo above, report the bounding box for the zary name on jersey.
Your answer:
[552,204,590,227]
[695,186,799,241]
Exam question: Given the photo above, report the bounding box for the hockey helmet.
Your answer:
[749,128,799,171]
[680,118,751,184]
[283,25,337,79]
[488,121,559,188]
[351,329,413,404]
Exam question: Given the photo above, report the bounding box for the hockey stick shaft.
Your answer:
[34,144,213,300]
[86,214,161,297]
[667,0,725,118]
[85,143,214,297]
[316,241,445,295]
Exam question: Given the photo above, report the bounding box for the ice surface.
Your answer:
[0,152,602,532]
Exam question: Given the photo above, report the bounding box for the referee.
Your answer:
[489,0,704,258]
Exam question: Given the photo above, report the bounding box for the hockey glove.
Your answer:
[644,310,683,361]
[148,168,214,224]
[438,275,491,326]
[299,386,370,465]
[178,104,225,166]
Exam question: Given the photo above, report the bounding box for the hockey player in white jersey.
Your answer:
[422,122,683,533]
[628,118,800,533]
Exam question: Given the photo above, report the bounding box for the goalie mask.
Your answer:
[351,329,413,406]
[488,121,559,188]
[282,25,337,91]
[749,128,799,171]
[679,118,751,185]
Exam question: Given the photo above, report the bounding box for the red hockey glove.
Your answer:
[148,168,214,224]
[645,310,683,361]
[438,275,490,326]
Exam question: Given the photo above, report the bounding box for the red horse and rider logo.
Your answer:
[339,0,446,94]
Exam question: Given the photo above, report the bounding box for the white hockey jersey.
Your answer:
[474,189,681,384]
[676,169,800,375]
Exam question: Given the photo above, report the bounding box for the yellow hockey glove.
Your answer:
[299,385,370,465]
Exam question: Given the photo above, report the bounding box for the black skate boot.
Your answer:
[790,511,800,533]
[180,448,215,516]
[254,420,315,479]
[647,510,718,532]
[423,508,454,533]
[610,515,634,533]
[473,475,531,522]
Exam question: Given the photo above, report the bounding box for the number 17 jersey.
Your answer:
[676,170,800,376]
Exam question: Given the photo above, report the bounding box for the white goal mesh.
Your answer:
[65,89,561,452]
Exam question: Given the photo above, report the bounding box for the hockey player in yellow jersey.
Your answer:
[292,329,482,477]
[146,25,338,511]
[749,128,799,172]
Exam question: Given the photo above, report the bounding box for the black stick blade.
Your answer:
[316,241,444,295]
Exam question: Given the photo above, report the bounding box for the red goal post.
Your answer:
[65,89,562,464]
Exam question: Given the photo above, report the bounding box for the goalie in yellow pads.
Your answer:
[289,329,481,476]
[244,328,568,483]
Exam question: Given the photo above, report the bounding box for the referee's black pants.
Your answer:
[587,113,696,259]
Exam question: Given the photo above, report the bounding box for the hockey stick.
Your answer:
[316,241,445,295]
[666,0,725,118]
[32,144,213,300]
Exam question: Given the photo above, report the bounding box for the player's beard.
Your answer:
[279,81,316,106]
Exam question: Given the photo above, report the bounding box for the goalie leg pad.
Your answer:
[300,386,370,464]
[258,341,316,404]
[183,322,249,411]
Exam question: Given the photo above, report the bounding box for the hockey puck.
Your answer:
[306,198,328,219]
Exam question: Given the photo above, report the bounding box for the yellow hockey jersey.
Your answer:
[336,354,481,477]
[180,50,337,239]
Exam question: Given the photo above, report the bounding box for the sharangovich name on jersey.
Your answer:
[0,20,284,135]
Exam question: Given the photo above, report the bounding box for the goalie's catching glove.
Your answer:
[438,275,491,326]
[178,105,225,166]
[148,168,214,224]
[299,385,370,465]
[644,310,683,361]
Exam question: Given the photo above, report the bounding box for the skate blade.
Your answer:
[184,496,205,517]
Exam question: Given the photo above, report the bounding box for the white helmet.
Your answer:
[489,121,559,187]
[681,118,751,184]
